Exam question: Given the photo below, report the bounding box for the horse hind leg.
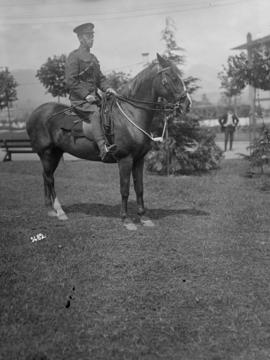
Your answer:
[39,148,68,221]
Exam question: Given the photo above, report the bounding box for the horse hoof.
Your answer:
[58,213,68,221]
[140,217,155,227]
[48,210,58,217]
[123,219,137,231]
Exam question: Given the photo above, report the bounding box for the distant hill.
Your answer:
[10,69,69,117]
[14,69,54,110]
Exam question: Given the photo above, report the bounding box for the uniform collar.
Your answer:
[79,44,91,53]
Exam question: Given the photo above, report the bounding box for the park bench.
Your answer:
[0,138,35,161]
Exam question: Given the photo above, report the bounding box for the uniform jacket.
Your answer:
[65,45,109,104]
[218,112,239,129]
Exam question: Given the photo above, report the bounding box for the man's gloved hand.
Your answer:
[85,94,96,103]
[106,88,117,96]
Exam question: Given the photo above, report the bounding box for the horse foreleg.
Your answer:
[132,157,145,215]
[132,157,154,227]
[118,155,137,230]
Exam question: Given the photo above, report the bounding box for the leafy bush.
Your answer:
[36,55,68,99]
[245,125,270,173]
[145,115,223,175]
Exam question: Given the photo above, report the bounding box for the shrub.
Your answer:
[145,115,223,175]
[245,124,270,173]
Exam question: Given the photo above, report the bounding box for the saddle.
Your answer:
[60,95,115,145]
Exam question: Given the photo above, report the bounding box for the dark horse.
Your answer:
[26,54,191,230]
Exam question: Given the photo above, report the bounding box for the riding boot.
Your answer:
[90,111,117,161]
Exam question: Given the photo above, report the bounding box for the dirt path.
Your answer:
[215,140,250,159]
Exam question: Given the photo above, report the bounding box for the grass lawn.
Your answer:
[1,158,270,359]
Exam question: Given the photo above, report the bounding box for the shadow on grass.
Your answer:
[64,202,209,219]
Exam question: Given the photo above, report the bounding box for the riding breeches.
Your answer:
[77,104,106,150]
[88,105,105,146]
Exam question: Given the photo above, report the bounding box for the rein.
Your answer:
[112,87,187,142]
[48,100,88,120]
[114,93,177,113]
[115,99,169,142]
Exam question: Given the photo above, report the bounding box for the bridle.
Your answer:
[157,66,191,115]
[112,65,191,142]
[114,66,190,114]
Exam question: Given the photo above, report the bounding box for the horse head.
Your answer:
[154,53,192,115]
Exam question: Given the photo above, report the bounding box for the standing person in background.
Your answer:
[65,22,117,162]
[219,108,239,151]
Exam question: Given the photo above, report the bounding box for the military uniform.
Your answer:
[65,45,109,118]
[65,22,117,160]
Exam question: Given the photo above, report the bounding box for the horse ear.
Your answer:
[156,53,169,68]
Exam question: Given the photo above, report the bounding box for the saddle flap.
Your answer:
[60,95,115,144]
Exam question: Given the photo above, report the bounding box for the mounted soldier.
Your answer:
[28,50,191,226]
[65,22,117,161]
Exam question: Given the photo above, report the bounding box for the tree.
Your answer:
[161,17,185,72]
[36,54,68,102]
[218,52,248,105]
[0,67,18,130]
[218,47,270,103]
[248,47,270,90]
[0,67,18,110]
[145,17,222,175]
[105,70,131,91]
[161,17,199,94]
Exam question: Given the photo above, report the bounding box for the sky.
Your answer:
[0,0,270,91]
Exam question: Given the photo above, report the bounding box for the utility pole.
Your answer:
[247,33,256,143]
[232,33,258,146]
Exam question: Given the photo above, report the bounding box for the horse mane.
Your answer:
[119,62,159,97]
